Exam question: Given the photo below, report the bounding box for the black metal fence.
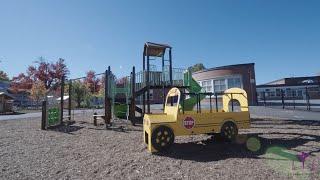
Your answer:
[257,88,320,111]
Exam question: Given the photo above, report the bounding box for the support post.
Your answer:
[105,68,108,120]
[162,53,165,110]
[143,49,145,71]
[169,48,173,86]
[281,89,285,109]
[215,94,218,112]
[209,94,212,113]
[41,100,47,130]
[198,94,201,113]
[231,93,234,112]
[105,66,111,125]
[182,90,185,114]
[60,76,65,125]
[142,91,146,115]
[146,55,150,114]
[130,66,136,124]
[142,53,146,115]
[306,86,310,111]
[263,92,266,106]
[196,94,199,113]
[162,87,165,110]
[68,80,72,121]
[169,48,173,106]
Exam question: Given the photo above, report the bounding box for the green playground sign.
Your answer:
[48,107,60,126]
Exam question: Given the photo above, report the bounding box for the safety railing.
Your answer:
[134,67,186,92]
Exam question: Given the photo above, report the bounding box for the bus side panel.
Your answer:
[213,111,251,131]
[176,113,221,136]
[176,111,250,135]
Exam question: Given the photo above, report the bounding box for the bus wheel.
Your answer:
[151,126,174,152]
[220,122,238,142]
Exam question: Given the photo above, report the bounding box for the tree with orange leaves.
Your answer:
[84,70,101,94]
[10,57,69,93]
[30,81,47,108]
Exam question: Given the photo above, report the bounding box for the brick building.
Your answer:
[192,63,257,105]
[137,63,257,105]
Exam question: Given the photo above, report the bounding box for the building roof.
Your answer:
[0,80,10,91]
[56,95,69,101]
[143,42,171,57]
[192,63,255,75]
[256,83,320,88]
[0,92,14,99]
[258,75,320,87]
[262,78,286,85]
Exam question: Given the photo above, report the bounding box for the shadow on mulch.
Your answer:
[68,118,143,133]
[48,124,84,135]
[251,118,320,126]
[87,126,128,133]
[155,119,320,162]
[0,111,26,115]
[252,126,320,131]
[87,123,143,133]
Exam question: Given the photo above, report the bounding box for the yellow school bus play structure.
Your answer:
[143,87,250,153]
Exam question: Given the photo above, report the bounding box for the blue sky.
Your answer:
[0,0,319,84]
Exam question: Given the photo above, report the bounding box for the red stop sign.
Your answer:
[183,117,195,129]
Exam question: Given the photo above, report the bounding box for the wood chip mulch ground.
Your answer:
[1,115,320,180]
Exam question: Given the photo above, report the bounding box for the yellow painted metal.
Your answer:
[223,88,249,112]
[143,87,251,153]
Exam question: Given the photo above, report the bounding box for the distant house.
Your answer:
[0,92,14,113]
[0,81,15,113]
[8,89,31,107]
[1,80,37,108]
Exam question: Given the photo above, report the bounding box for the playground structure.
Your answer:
[41,77,71,130]
[41,42,199,129]
[143,87,251,153]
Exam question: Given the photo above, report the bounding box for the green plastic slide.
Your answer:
[183,71,205,111]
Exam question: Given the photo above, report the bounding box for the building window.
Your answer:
[286,88,296,97]
[201,80,212,92]
[214,79,226,93]
[268,92,276,97]
[292,90,296,97]
[227,78,241,88]
[275,89,281,97]
[262,88,275,97]
[258,92,264,99]
[285,88,291,97]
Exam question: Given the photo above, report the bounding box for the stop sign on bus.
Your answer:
[183,117,195,129]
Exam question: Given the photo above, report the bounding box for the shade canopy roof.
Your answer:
[143,42,171,57]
